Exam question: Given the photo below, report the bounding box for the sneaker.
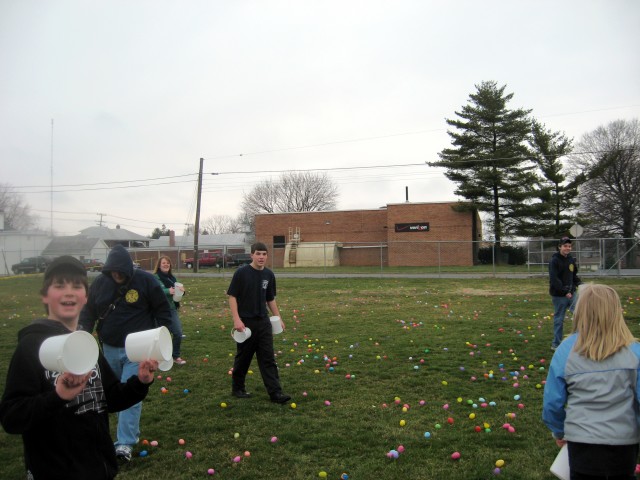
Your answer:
[174,357,187,365]
[115,445,132,462]
[551,346,557,351]
[232,389,252,398]
[270,393,292,404]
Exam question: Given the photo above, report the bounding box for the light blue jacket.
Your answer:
[542,333,640,445]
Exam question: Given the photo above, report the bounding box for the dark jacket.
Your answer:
[79,245,172,347]
[0,320,151,480]
[549,251,581,297]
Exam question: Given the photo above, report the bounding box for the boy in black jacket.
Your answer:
[0,256,158,480]
[548,237,582,350]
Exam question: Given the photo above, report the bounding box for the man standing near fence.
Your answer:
[549,237,582,351]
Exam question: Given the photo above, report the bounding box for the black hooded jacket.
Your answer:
[79,245,172,347]
[548,251,581,297]
[0,320,151,479]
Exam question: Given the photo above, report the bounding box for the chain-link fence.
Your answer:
[3,237,638,277]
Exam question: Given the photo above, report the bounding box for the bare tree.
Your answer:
[572,118,640,267]
[0,184,38,231]
[201,214,243,234]
[241,172,338,228]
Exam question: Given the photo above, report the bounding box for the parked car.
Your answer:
[230,253,252,267]
[183,252,233,269]
[82,259,104,272]
[11,256,51,274]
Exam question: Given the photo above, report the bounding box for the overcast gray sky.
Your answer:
[1,0,639,236]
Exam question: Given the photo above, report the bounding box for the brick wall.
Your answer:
[255,202,480,267]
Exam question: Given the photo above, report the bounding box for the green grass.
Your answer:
[0,275,639,479]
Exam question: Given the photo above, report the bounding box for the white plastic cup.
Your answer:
[173,282,184,302]
[39,331,99,375]
[125,326,172,362]
[158,358,174,372]
[231,327,252,343]
[550,444,569,480]
[270,316,283,334]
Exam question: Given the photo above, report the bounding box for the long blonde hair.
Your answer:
[571,283,635,361]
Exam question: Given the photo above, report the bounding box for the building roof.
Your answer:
[80,226,149,241]
[148,233,250,249]
[42,236,107,257]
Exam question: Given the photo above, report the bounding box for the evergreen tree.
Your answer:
[431,81,536,248]
[520,120,578,237]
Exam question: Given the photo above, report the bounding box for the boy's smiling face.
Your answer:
[42,278,88,324]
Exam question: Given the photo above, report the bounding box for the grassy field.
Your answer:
[0,274,638,480]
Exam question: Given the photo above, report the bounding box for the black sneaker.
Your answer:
[232,390,252,398]
[270,393,291,404]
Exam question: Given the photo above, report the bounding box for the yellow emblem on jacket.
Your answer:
[569,264,574,272]
[125,289,139,303]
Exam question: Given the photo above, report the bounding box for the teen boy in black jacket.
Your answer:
[0,256,158,480]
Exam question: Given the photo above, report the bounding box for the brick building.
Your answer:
[255,202,482,267]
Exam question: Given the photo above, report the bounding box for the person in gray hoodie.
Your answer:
[543,283,640,479]
[79,245,172,462]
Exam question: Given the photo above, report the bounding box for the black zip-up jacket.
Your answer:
[548,252,581,297]
[0,320,151,479]
[79,245,172,347]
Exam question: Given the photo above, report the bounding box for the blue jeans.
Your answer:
[168,309,183,359]
[102,344,142,447]
[552,295,576,348]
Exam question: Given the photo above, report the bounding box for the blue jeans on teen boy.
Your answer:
[102,344,142,447]
[552,295,577,349]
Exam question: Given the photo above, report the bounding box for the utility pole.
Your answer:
[193,158,204,273]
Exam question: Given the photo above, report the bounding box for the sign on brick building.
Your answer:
[394,222,430,233]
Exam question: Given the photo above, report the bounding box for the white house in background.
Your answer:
[41,236,110,262]
[0,230,52,276]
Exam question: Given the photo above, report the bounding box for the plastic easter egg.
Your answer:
[220,402,227,408]
[178,439,186,445]
[207,468,215,475]
[233,456,241,463]
[400,419,406,427]
[270,436,278,443]
[234,432,240,439]
[424,431,431,439]
[139,450,148,457]
[495,459,505,467]
[318,472,327,478]
[451,451,461,460]
[185,451,193,459]
[291,402,297,409]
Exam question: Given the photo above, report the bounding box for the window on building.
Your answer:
[273,235,285,248]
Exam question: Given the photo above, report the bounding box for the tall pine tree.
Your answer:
[431,81,536,249]
[523,120,578,237]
